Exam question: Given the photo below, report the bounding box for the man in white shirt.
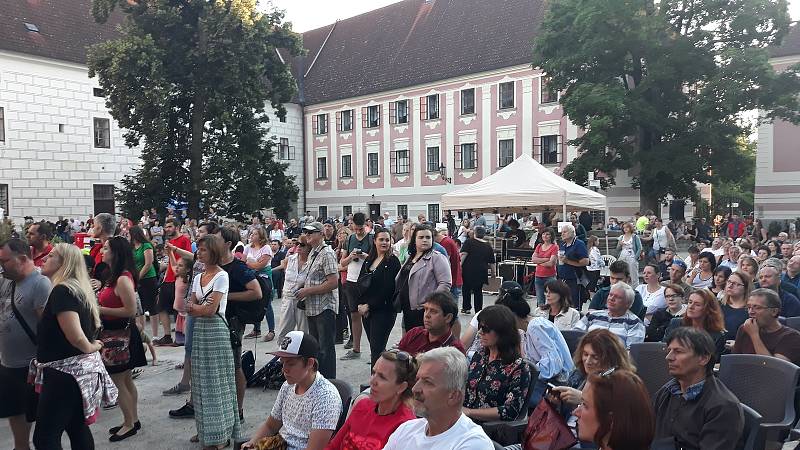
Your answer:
[383,347,493,450]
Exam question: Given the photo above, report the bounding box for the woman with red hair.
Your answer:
[662,289,726,360]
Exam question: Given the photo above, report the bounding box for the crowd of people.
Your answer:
[2,206,800,450]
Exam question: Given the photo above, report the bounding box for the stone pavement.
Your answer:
[0,296,492,450]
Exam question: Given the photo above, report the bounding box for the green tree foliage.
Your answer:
[533,0,800,211]
[710,137,755,216]
[88,0,303,220]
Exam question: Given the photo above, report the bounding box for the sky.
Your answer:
[268,0,800,33]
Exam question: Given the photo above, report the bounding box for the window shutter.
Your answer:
[419,96,427,120]
[361,107,368,128]
[389,102,397,125]
[533,136,540,162]
[312,115,318,135]
[335,111,341,132]
[474,143,479,170]
[558,135,564,164]
[454,144,462,170]
[390,151,397,174]
[377,105,382,126]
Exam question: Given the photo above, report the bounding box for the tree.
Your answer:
[88,0,303,219]
[710,137,755,216]
[533,0,800,212]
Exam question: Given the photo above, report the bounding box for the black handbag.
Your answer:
[355,266,373,296]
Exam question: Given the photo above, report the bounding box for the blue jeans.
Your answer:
[307,309,336,379]
[535,276,556,306]
[450,286,462,303]
[184,315,195,357]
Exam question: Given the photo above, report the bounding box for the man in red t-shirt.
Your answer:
[26,221,53,268]
[396,292,465,357]
[434,225,463,301]
[154,218,192,345]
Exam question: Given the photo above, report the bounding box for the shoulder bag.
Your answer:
[9,283,38,345]
[198,275,242,350]
[522,397,577,450]
[97,282,132,367]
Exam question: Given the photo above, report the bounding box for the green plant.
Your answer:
[0,219,15,244]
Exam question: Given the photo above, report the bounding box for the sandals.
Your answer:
[192,435,230,449]
[262,331,275,342]
[131,368,143,379]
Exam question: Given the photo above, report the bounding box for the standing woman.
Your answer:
[242,227,275,341]
[98,236,145,442]
[686,252,716,289]
[129,225,158,338]
[358,228,402,366]
[392,222,414,265]
[753,219,768,243]
[531,227,559,306]
[395,225,452,331]
[187,235,241,450]
[616,222,642,289]
[33,244,115,450]
[586,235,604,297]
[459,226,495,314]
[269,220,285,243]
[456,218,471,245]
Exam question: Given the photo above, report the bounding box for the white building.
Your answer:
[0,0,304,223]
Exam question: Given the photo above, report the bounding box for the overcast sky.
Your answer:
[268,0,800,33]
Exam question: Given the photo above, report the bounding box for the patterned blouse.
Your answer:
[463,348,530,421]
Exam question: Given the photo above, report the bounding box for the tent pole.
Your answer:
[562,191,567,223]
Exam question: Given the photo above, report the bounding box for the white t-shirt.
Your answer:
[192,270,229,314]
[244,244,273,276]
[271,373,342,450]
[635,284,666,318]
[383,414,493,450]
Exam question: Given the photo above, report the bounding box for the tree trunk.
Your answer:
[188,8,207,220]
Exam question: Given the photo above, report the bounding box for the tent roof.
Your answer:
[440,154,607,213]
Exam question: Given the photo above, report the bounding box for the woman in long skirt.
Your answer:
[187,235,241,450]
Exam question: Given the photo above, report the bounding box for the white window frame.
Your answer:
[341,154,352,178]
[93,117,111,148]
[426,146,440,173]
[317,156,328,180]
[367,152,379,176]
[498,139,514,168]
[499,81,515,110]
[460,88,475,115]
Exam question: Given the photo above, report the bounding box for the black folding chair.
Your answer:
[328,379,354,433]
[560,329,586,356]
[628,342,671,400]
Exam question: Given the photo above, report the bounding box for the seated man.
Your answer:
[755,261,800,316]
[654,327,743,450]
[657,249,676,281]
[504,219,527,248]
[732,288,800,365]
[396,292,465,357]
[574,282,645,349]
[661,259,693,295]
[241,331,342,450]
[383,347,493,449]
[588,260,646,319]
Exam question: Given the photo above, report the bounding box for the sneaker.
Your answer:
[153,335,173,346]
[343,338,353,350]
[169,402,194,419]
[340,350,361,360]
[461,308,472,315]
[244,330,261,339]
[103,402,118,410]
[162,383,190,396]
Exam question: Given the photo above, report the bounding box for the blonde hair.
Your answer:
[49,243,101,329]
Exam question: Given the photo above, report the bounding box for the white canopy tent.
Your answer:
[440,154,607,219]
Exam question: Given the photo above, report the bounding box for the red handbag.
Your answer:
[523,399,578,450]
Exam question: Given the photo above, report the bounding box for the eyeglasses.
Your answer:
[746,304,773,312]
[382,350,415,369]
[665,294,683,300]
[726,280,745,288]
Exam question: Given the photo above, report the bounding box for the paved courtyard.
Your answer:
[0,297,492,449]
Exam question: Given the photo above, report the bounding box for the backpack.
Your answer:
[247,356,285,390]
[241,350,256,381]
[233,273,271,325]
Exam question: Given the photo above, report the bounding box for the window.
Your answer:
[313,113,328,135]
[427,204,440,223]
[397,205,408,219]
[338,109,353,132]
[92,87,105,97]
[390,100,409,125]
[426,146,440,172]
[391,150,410,174]
[317,157,328,179]
[456,143,477,170]
[363,105,381,128]
[343,206,353,217]
[0,184,8,217]
[499,81,515,109]
[420,94,439,120]
[341,155,352,178]
[278,138,295,160]
[367,153,379,176]
[279,115,286,123]
[92,184,115,215]
[540,135,561,165]
[318,206,328,220]
[499,139,514,167]
[461,88,475,115]
[540,77,558,104]
[93,117,110,148]
[0,107,5,142]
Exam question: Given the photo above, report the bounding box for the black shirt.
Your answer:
[505,228,527,248]
[37,285,97,363]
[220,258,257,320]
[271,249,287,269]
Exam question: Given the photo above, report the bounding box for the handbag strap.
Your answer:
[9,283,37,346]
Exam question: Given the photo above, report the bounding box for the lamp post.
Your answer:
[438,164,452,184]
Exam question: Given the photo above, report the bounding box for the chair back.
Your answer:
[328,379,354,432]
[740,403,764,450]
[601,254,617,266]
[560,329,586,356]
[629,342,671,400]
[520,360,540,421]
[718,354,800,429]
[786,317,800,332]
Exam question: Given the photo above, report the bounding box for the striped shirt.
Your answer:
[573,310,645,349]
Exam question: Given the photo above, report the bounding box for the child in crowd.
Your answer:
[172,254,193,345]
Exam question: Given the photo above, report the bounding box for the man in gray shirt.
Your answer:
[0,238,52,450]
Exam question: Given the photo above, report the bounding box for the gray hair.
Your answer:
[94,213,116,237]
[416,347,468,393]
[760,258,784,274]
[609,281,635,307]
[560,223,576,238]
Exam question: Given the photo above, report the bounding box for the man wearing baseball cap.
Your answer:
[240,331,342,450]
[662,259,693,295]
